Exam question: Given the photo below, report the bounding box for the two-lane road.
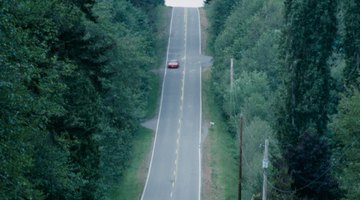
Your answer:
[141,7,202,200]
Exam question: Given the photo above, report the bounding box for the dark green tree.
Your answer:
[331,90,360,199]
[0,0,161,198]
[206,0,237,54]
[129,0,164,9]
[276,0,339,198]
[0,0,80,198]
[342,0,360,89]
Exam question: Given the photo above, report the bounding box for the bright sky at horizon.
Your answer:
[165,0,204,7]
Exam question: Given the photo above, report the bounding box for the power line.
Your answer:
[226,59,360,196]
[266,136,360,194]
[266,179,294,194]
[240,128,359,195]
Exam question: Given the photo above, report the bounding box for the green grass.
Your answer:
[202,69,238,200]
[145,74,160,119]
[108,127,153,200]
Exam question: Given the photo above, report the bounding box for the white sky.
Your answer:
[165,0,204,7]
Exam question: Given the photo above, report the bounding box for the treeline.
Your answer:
[206,0,359,199]
[0,0,163,199]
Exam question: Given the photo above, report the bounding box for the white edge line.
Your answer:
[198,8,202,55]
[141,7,175,200]
[197,7,202,200]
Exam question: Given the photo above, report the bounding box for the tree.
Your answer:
[331,90,360,199]
[206,0,237,54]
[0,1,71,198]
[206,0,290,198]
[276,0,339,198]
[342,0,360,89]
[0,0,162,198]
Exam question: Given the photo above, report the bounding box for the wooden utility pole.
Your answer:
[262,139,269,200]
[238,114,244,200]
[230,58,234,89]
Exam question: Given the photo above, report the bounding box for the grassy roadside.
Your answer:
[199,8,210,56]
[199,6,238,200]
[108,126,153,200]
[202,62,238,200]
[109,6,171,200]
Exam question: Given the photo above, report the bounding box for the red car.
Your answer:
[167,59,180,68]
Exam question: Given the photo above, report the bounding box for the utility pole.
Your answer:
[238,114,243,200]
[230,58,234,89]
[262,139,269,200]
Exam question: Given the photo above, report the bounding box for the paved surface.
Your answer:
[141,7,202,200]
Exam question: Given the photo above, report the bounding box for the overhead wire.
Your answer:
[229,63,360,196]
[266,135,360,194]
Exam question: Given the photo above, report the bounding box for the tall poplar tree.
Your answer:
[276,0,339,198]
[343,0,360,89]
[330,1,360,198]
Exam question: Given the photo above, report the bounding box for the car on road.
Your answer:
[167,59,180,68]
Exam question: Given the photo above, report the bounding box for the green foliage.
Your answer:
[208,0,283,111]
[0,1,71,198]
[268,154,296,200]
[242,118,272,199]
[129,0,164,10]
[206,0,237,54]
[203,71,238,200]
[331,90,360,199]
[276,0,340,198]
[30,136,83,200]
[207,0,359,198]
[225,71,271,133]
[206,0,290,198]
[108,127,153,200]
[0,0,163,198]
[279,0,337,137]
[342,0,360,89]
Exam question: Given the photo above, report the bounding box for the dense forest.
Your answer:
[206,0,359,199]
[0,0,163,199]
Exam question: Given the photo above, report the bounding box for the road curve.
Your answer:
[141,7,202,200]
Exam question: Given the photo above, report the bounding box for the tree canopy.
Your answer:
[206,0,359,199]
[0,0,162,198]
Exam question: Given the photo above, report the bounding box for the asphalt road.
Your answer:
[141,7,202,200]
